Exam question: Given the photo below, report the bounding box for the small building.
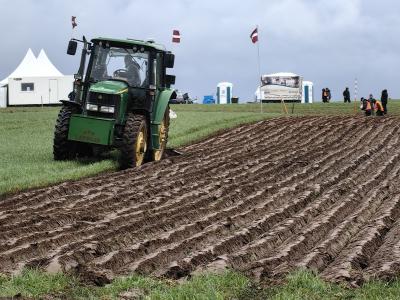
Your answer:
[302,81,314,103]
[0,48,73,106]
[217,82,233,104]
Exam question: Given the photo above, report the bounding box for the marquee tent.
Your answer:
[0,49,73,107]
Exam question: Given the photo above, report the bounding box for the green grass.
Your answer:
[0,269,251,299]
[1,268,400,299]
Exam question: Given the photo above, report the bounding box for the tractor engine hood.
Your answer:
[89,80,128,95]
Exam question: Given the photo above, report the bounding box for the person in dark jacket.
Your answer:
[381,89,388,114]
[343,87,351,103]
[124,55,141,87]
[326,88,332,102]
[322,88,327,102]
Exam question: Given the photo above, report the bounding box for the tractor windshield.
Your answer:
[89,45,149,87]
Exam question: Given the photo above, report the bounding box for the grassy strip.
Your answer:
[1,269,400,299]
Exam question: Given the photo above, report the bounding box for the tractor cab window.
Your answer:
[90,45,149,88]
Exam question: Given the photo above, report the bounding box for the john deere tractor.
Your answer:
[53,36,176,168]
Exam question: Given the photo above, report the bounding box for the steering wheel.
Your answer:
[113,69,128,78]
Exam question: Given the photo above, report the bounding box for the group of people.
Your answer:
[360,90,389,116]
[323,87,351,103]
[322,88,332,102]
[322,87,390,116]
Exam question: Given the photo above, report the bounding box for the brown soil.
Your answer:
[1,116,400,287]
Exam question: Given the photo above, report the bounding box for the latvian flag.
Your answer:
[72,16,77,29]
[250,27,258,43]
[172,30,181,43]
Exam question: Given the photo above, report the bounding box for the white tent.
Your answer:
[0,48,37,86]
[1,49,73,106]
[36,49,63,77]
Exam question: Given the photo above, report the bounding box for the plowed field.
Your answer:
[1,116,400,286]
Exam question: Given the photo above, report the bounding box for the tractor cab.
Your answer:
[53,37,176,168]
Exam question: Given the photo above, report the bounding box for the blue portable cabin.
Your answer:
[203,95,215,104]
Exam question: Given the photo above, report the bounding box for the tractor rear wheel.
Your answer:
[119,114,148,169]
[153,106,170,161]
[53,104,79,160]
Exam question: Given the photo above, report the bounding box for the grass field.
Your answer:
[1,102,400,299]
[1,268,400,299]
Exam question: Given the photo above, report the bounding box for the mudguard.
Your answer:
[150,89,176,149]
[152,89,176,125]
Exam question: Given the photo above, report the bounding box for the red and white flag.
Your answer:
[250,27,258,43]
[71,16,77,29]
[172,30,180,43]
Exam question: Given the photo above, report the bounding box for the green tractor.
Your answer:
[53,36,176,168]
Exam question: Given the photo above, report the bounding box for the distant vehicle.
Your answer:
[257,72,303,103]
[170,91,193,104]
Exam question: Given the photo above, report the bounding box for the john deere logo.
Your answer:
[78,130,101,144]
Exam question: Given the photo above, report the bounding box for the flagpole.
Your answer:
[256,25,262,113]
[354,77,358,114]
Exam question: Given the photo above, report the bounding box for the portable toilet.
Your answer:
[217,82,233,104]
[203,95,215,104]
[302,81,314,104]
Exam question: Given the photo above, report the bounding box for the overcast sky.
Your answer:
[0,0,399,101]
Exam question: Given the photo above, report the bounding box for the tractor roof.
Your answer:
[92,37,167,51]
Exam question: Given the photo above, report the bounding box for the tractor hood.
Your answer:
[89,80,128,95]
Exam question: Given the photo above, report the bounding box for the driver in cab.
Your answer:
[124,55,141,87]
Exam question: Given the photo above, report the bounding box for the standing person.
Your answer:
[343,87,351,103]
[381,89,388,114]
[326,88,332,102]
[322,88,327,103]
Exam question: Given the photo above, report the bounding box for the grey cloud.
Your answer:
[0,0,398,101]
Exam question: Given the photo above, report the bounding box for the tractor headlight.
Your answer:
[86,104,98,111]
[99,106,115,113]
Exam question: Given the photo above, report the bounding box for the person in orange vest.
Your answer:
[364,98,373,116]
[374,99,385,116]
[364,94,384,117]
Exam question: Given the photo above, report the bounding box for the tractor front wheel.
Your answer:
[119,114,148,169]
[53,104,79,160]
[153,106,170,161]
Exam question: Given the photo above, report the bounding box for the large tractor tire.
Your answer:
[119,114,148,169]
[53,104,79,160]
[153,105,170,161]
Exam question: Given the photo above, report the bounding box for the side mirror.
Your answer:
[164,52,175,68]
[165,75,175,87]
[67,40,78,55]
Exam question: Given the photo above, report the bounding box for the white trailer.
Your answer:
[8,76,73,105]
[258,72,303,102]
